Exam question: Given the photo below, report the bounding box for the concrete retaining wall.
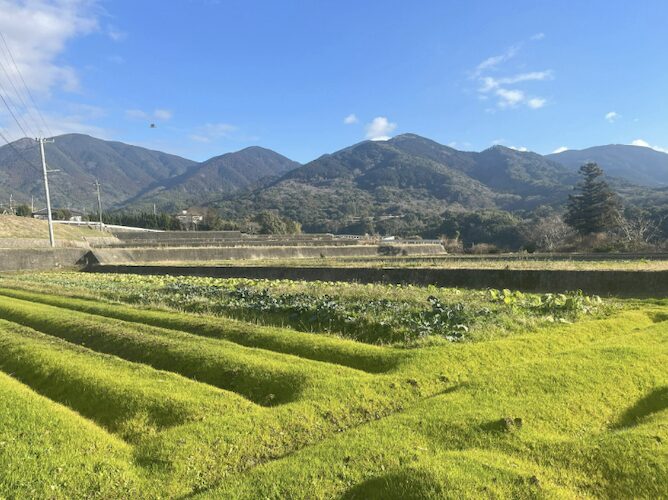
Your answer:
[0,248,90,273]
[87,265,668,297]
[90,244,445,264]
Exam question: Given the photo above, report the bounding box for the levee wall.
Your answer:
[90,244,445,264]
[0,248,89,272]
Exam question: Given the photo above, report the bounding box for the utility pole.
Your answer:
[9,194,13,214]
[31,195,34,213]
[37,137,56,247]
[94,179,103,231]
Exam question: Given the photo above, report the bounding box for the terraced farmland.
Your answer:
[0,272,666,498]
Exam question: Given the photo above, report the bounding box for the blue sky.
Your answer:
[0,0,666,162]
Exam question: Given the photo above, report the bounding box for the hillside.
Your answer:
[125,146,300,210]
[213,134,582,231]
[0,215,108,244]
[548,144,668,187]
[0,134,195,210]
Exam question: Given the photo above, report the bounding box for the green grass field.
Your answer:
[0,272,666,498]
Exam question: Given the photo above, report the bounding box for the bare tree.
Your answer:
[530,214,575,251]
[614,210,664,247]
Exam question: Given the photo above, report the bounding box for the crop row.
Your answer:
[0,320,257,440]
[0,287,401,373]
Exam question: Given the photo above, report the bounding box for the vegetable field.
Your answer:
[0,272,666,498]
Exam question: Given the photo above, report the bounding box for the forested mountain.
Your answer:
[0,134,195,210]
[548,144,668,187]
[126,146,300,211]
[1,133,666,232]
[212,134,585,232]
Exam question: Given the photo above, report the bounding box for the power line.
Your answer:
[0,51,41,138]
[0,86,32,139]
[0,31,52,138]
[0,129,41,173]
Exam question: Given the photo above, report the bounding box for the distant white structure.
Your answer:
[32,208,83,222]
[175,209,204,230]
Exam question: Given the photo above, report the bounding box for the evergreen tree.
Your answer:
[564,163,619,235]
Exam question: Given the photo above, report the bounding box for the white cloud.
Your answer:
[0,106,109,139]
[509,145,529,152]
[125,109,148,120]
[365,116,396,141]
[153,109,172,121]
[528,97,546,109]
[479,71,553,92]
[605,111,619,123]
[630,139,668,154]
[496,88,524,108]
[189,122,238,143]
[472,36,551,111]
[0,0,99,95]
[551,146,568,154]
[125,108,172,121]
[473,45,520,77]
[107,25,127,42]
[343,113,358,125]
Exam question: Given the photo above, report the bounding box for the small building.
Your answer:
[175,209,204,230]
[32,208,83,222]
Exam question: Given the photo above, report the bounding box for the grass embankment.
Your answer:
[0,215,103,241]
[0,370,147,498]
[0,272,666,497]
[0,286,399,373]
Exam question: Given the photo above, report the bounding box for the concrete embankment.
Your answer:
[0,249,90,272]
[89,244,445,264]
[87,265,668,297]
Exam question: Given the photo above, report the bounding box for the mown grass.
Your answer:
[0,286,401,373]
[0,370,149,498]
[0,271,665,498]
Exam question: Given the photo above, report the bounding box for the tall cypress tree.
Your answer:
[564,162,619,235]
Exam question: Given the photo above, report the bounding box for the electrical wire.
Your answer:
[0,31,52,138]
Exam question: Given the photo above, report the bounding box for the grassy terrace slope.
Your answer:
[0,272,666,498]
[0,215,105,243]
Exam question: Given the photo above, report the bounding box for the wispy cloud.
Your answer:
[605,111,619,123]
[343,113,358,125]
[630,139,668,154]
[472,36,551,110]
[496,89,524,108]
[125,108,173,121]
[365,116,396,141]
[527,97,546,109]
[473,45,520,77]
[551,146,568,154]
[189,122,238,143]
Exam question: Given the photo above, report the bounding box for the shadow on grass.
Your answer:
[341,468,443,500]
[612,386,668,429]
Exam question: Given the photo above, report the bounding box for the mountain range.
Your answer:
[1,133,666,225]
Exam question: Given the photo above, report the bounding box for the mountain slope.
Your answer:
[548,144,668,187]
[124,146,300,210]
[0,134,195,210]
[212,134,583,231]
